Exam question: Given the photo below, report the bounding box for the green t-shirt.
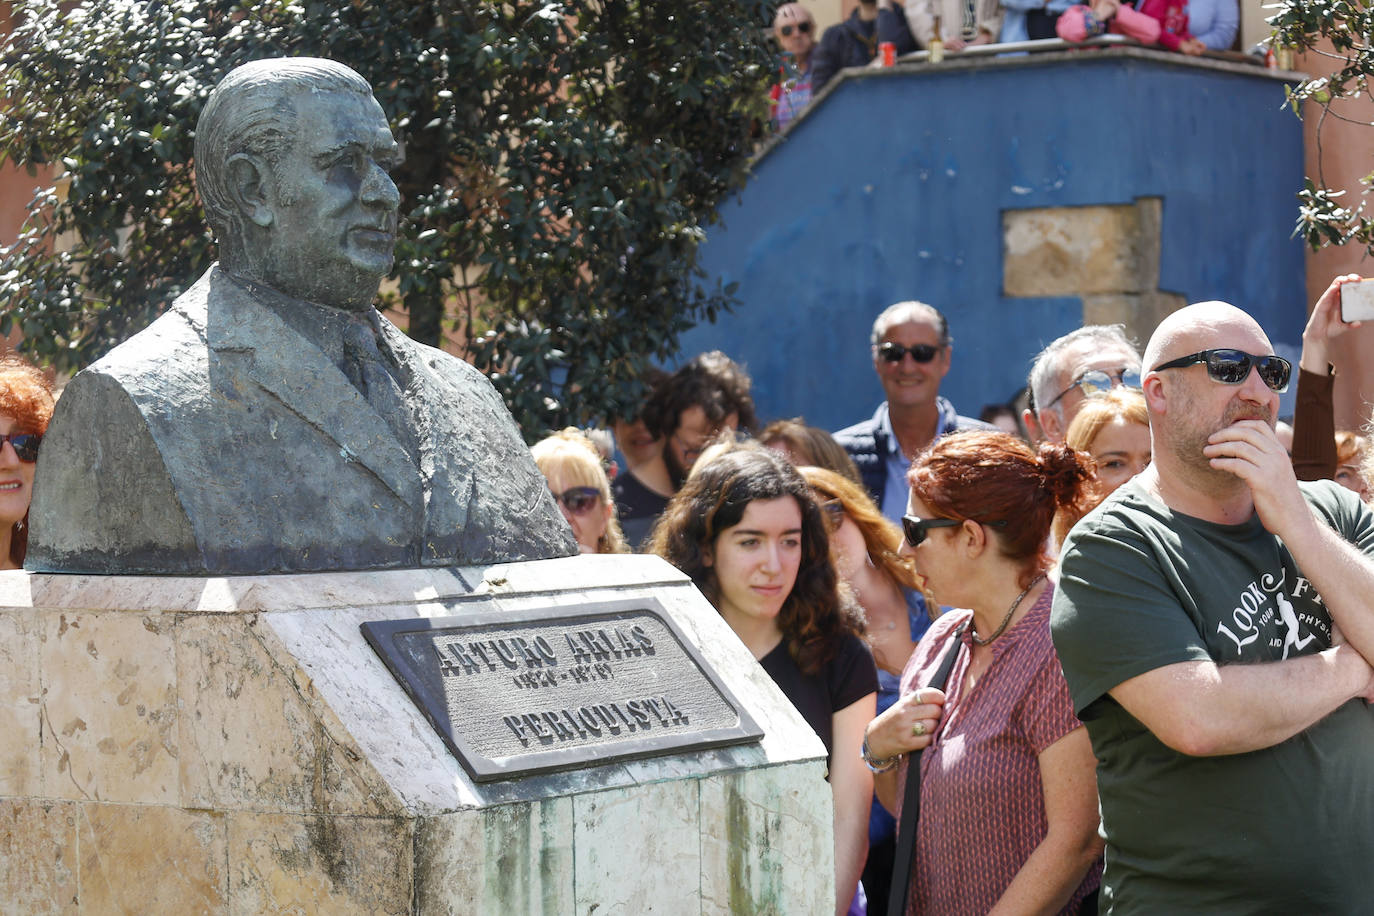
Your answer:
[1052,478,1374,915]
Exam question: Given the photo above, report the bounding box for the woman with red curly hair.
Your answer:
[864,430,1104,915]
[0,356,55,568]
[650,441,877,916]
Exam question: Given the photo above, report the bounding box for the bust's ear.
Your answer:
[226,153,273,228]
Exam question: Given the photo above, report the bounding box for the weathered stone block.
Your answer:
[178,613,390,816]
[76,803,227,914]
[226,811,411,916]
[699,764,833,916]
[1004,200,1158,298]
[414,800,576,915]
[39,611,179,805]
[573,779,703,914]
[0,611,40,796]
[0,799,79,915]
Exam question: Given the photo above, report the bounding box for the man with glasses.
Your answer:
[1024,325,1143,443]
[834,301,986,525]
[28,58,576,574]
[1051,301,1374,912]
[612,351,757,548]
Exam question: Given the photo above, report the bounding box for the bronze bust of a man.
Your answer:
[28,58,576,574]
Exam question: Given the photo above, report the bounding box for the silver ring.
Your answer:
[912,722,927,737]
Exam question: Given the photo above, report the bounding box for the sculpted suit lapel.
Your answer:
[205,270,421,509]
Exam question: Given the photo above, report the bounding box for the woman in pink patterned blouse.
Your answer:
[863,430,1105,914]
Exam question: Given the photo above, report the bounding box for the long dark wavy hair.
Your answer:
[649,442,863,675]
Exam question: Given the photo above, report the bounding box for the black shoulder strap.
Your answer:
[886,624,965,916]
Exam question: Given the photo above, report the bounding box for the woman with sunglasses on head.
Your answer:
[650,442,877,916]
[530,429,628,555]
[0,356,55,568]
[799,465,931,916]
[864,430,1104,915]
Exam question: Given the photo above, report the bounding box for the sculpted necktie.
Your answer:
[341,316,419,461]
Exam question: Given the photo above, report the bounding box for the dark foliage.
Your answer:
[0,0,771,437]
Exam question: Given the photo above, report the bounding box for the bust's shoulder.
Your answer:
[379,320,499,396]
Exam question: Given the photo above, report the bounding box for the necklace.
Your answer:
[970,573,1045,646]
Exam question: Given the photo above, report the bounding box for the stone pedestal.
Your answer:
[0,555,832,914]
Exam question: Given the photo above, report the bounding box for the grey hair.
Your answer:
[194,57,375,261]
[869,300,951,347]
[1028,324,1140,420]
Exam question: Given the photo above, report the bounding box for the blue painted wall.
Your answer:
[677,50,1307,431]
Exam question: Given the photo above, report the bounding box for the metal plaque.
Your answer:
[361,597,764,782]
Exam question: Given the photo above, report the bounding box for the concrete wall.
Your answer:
[679,47,1307,430]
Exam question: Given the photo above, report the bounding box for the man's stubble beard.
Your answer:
[1167,395,1275,489]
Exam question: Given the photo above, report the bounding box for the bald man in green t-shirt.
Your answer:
[1053,301,1374,914]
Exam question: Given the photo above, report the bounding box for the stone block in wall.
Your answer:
[39,611,179,805]
[573,779,703,913]
[227,811,412,915]
[76,803,227,913]
[0,799,79,914]
[699,764,834,915]
[1083,290,1188,351]
[413,800,576,915]
[178,613,395,817]
[0,612,40,796]
[1004,199,1163,298]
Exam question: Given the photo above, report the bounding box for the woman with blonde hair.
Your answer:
[1053,387,1149,545]
[0,355,55,568]
[1334,430,1370,502]
[799,465,930,916]
[530,428,628,555]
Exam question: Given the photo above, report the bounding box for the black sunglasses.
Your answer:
[902,514,1007,547]
[0,432,40,463]
[877,342,942,364]
[779,21,813,36]
[552,486,602,516]
[1151,349,1291,393]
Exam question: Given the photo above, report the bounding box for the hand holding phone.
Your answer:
[1340,277,1374,323]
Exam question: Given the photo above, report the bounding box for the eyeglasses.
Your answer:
[778,21,813,36]
[818,497,844,533]
[0,432,40,463]
[672,426,731,463]
[552,486,602,516]
[1151,349,1291,393]
[876,342,943,364]
[902,514,1006,547]
[1045,367,1142,409]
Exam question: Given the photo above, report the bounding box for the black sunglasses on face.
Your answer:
[877,342,942,364]
[902,514,1007,547]
[0,432,40,463]
[779,21,813,36]
[552,486,602,516]
[1151,349,1291,393]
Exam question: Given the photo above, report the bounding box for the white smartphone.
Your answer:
[1340,278,1374,322]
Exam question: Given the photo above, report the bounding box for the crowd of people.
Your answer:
[524,279,1374,914]
[768,0,1240,131]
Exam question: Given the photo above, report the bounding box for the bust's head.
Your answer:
[195,58,401,310]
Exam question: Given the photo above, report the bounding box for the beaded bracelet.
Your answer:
[861,732,900,774]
